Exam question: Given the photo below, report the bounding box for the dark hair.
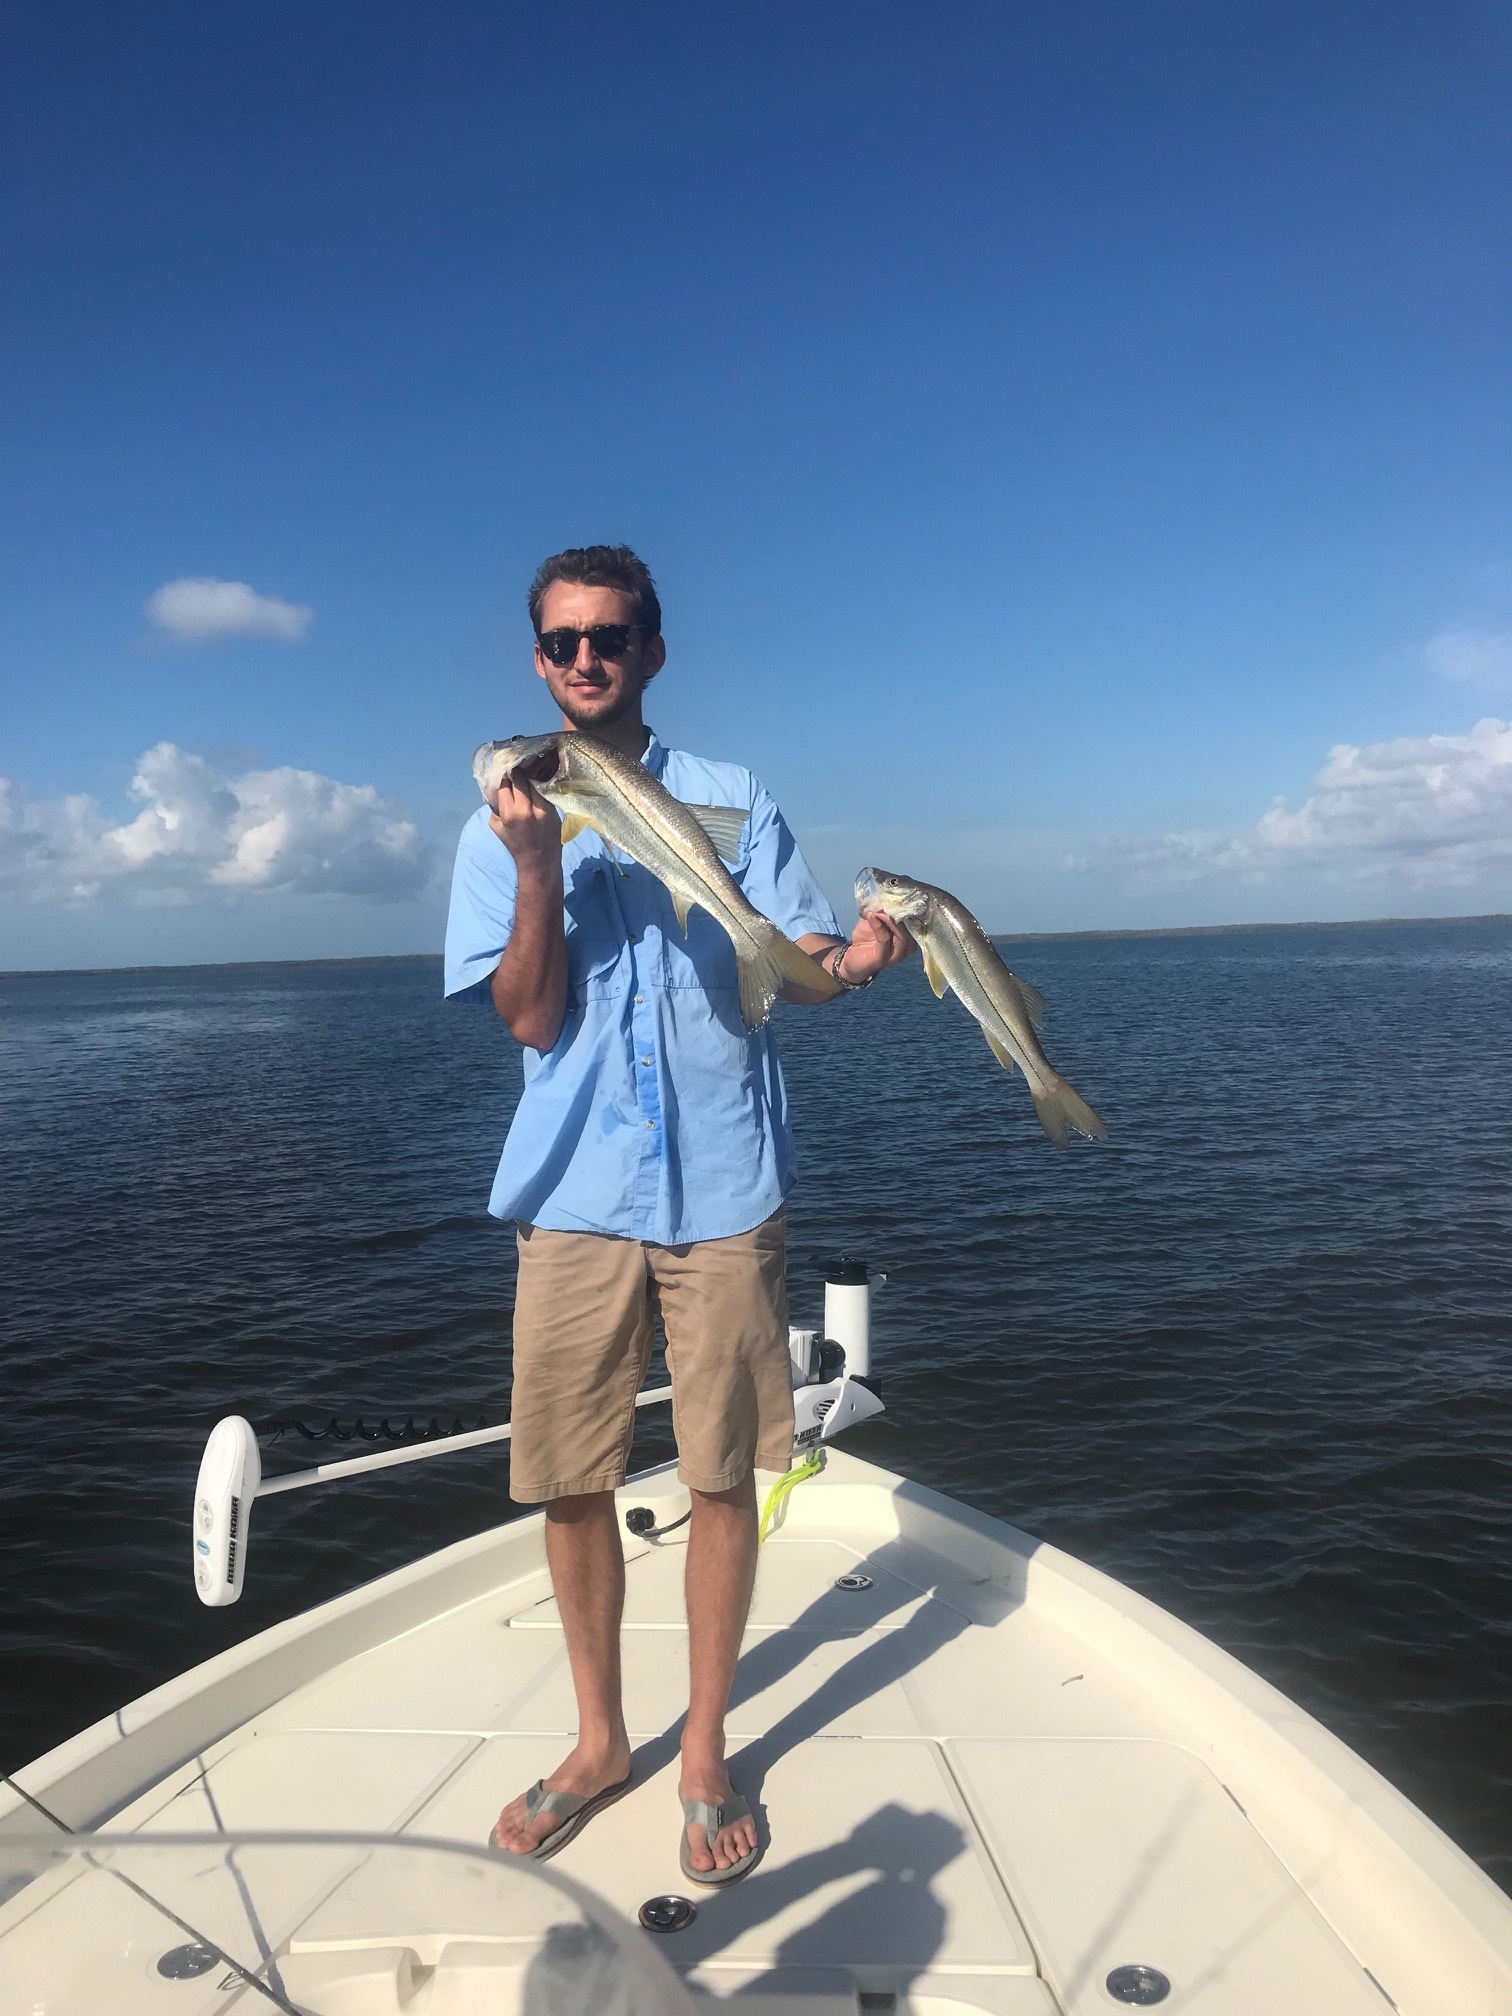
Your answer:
[528,544,663,641]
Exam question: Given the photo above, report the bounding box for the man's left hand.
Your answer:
[837,911,915,983]
[790,914,915,1003]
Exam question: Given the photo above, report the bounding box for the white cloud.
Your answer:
[147,577,313,643]
[1,744,431,904]
[1076,718,1512,891]
[1427,628,1512,696]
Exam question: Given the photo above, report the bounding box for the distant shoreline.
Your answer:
[994,911,1512,944]
[4,913,1509,979]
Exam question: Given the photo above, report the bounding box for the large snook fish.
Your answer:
[856,866,1107,1148]
[473,732,841,1030]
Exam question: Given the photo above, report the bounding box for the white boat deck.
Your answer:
[5,1449,1511,2014]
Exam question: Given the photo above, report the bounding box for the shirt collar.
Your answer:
[641,729,667,780]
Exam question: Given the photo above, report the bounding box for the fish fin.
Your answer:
[558,813,591,845]
[922,947,949,998]
[736,923,843,1030]
[671,890,693,933]
[1029,1077,1107,1150]
[1010,973,1047,1028]
[686,803,750,864]
[984,1028,1020,1073]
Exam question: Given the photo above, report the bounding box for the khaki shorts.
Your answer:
[507,1209,795,1502]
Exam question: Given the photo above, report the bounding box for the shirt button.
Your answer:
[634,994,645,1004]
[645,1119,655,1129]
[641,1056,652,1066]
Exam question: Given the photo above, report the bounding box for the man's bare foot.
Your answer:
[491,1738,632,1856]
[678,1753,757,1874]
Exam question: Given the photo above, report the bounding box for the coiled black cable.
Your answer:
[253,1411,497,1446]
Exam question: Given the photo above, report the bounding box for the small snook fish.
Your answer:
[474,732,841,1030]
[856,866,1107,1148]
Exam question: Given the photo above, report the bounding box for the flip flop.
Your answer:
[679,1790,762,1887]
[489,1773,633,1862]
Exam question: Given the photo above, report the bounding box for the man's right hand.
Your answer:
[488,774,569,1048]
[489,775,563,874]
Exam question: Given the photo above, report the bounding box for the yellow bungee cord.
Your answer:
[758,1446,824,1544]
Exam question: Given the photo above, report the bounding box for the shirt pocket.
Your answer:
[658,902,739,996]
[563,853,629,992]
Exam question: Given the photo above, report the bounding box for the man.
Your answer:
[444,545,912,1881]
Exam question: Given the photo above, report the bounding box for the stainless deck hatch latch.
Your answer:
[156,1942,219,1980]
[639,1894,697,1933]
[835,1572,874,1591]
[1106,1964,1171,2004]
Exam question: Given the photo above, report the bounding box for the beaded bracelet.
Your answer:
[825,942,875,992]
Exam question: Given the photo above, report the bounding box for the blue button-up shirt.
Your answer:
[444,731,842,1244]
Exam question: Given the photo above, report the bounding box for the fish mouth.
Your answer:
[491,737,563,784]
[511,746,561,786]
[471,735,564,800]
[855,865,927,922]
[856,864,911,906]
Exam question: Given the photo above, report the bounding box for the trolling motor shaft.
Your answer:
[823,1255,872,1380]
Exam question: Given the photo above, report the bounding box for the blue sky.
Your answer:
[3,1,1510,967]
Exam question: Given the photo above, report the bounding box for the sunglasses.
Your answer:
[536,623,641,668]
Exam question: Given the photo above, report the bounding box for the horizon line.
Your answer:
[4,910,1510,980]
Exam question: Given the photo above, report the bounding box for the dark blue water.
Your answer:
[2,923,1510,1890]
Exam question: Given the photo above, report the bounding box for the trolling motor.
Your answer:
[190,1260,885,1603]
[190,1387,676,1607]
[788,1255,885,1450]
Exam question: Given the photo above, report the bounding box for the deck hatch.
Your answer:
[398,1735,1038,1980]
[948,1739,1394,2016]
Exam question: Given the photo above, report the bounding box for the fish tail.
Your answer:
[737,922,843,1029]
[1029,1075,1108,1149]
